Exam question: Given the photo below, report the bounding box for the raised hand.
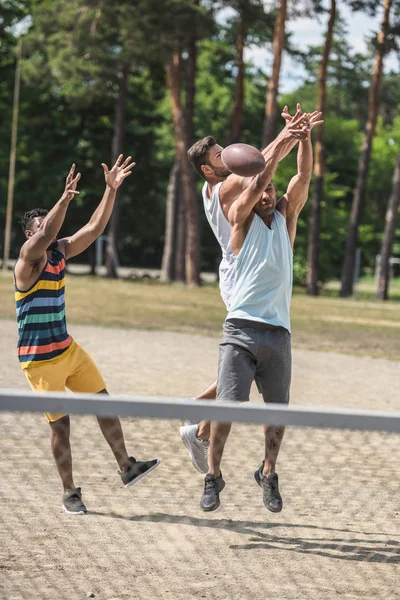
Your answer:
[101,154,136,190]
[62,164,81,202]
[284,108,312,141]
[282,104,324,136]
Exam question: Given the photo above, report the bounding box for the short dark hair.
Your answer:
[187,136,217,179]
[20,208,48,232]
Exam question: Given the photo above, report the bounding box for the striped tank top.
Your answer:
[14,248,72,368]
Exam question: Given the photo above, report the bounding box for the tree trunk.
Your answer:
[262,0,287,147]
[228,11,246,144]
[340,0,392,297]
[166,50,200,286]
[160,161,180,281]
[105,64,129,278]
[174,182,186,282]
[377,151,400,300]
[306,0,336,296]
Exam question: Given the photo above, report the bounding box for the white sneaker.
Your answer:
[180,424,210,474]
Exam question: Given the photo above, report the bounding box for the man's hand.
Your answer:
[102,154,136,190]
[281,108,312,142]
[61,164,81,202]
[282,104,324,135]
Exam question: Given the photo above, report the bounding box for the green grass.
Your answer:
[2,271,400,360]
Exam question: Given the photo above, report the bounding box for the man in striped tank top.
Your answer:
[196,110,323,512]
[15,156,159,515]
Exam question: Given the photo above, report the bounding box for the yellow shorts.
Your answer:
[23,340,106,422]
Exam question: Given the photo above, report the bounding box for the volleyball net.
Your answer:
[0,390,399,600]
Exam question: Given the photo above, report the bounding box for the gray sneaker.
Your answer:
[200,473,225,512]
[254,466,283,512]
[62,487,87,515]
[119,456,160,487]
[180,424,209,473]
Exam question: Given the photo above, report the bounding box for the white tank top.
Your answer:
[202,181,235,308]
[227,211,293,332]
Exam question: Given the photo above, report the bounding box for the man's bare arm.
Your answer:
[58,155,135,260]
[281,112,323,247]
[19,165,80,265]
[220,108,309,214]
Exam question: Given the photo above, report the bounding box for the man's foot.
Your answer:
[119,456,160,487]
[180,424,209,473]
[200,473,225,512]
[62,487,87,515]
[254,466,282,513]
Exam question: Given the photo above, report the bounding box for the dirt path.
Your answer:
[0,319,399,600]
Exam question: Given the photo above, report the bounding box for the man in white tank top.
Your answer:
[179,107,322,476]
[196,110,323,512]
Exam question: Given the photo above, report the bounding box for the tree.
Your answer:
[340,0,393,296]
[223,0,273,144]
[377,149,400,300]
[263,0,287,146]
[166,50,201,285]
[306,0,337,295]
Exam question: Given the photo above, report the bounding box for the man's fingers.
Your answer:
[101,163,109,175]
[122,155,132,168]
[123,161,136,172]
[66,164,75,183]
[122,171,133,178]
[71,173,81,184]
[114,154,123,168]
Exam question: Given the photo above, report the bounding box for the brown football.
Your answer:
[221,143,266,177]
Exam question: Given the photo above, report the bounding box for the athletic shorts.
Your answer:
[217,318,291,404]
[22,340,106,422]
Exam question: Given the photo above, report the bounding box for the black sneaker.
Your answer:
[200,473,225,512]
[254,467,283,513]
[119,456,160,487]
[62,487,87,515]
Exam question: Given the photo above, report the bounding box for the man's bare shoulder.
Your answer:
[15,244,47,291]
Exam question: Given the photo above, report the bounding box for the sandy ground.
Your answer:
[0,318,399,600]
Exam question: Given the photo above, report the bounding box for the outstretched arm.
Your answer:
[282,112,323,247]
[58,154,135,260]
[220,108,309,212]
[19,165,80,265]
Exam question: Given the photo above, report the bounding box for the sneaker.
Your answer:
[180,424,209,473]
[119,456,160,487]
[62,487,87,515]
[254,466,283,513]
[200,473,225,512]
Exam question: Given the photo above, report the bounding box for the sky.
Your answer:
[237,2,400,93]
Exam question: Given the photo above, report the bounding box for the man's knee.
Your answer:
[50,415,70,437]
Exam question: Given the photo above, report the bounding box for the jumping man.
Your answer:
[14,156,160,515]
[181,106,321,474]
[198,110,323,512]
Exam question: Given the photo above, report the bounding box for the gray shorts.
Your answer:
[217,318,291,404]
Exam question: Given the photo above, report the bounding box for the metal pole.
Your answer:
[3,38,22,271]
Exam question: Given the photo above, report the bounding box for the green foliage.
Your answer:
[1,0,400,284]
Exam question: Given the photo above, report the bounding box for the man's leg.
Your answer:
[254,326,291,512]
[208,421,231,477]
[196,380,216,440]
[179,380,216,474]
[201,321,256,511]
[49,415,75,491]
[95,389,131,472]
[66,344,160,487]
[263,425,285,476]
